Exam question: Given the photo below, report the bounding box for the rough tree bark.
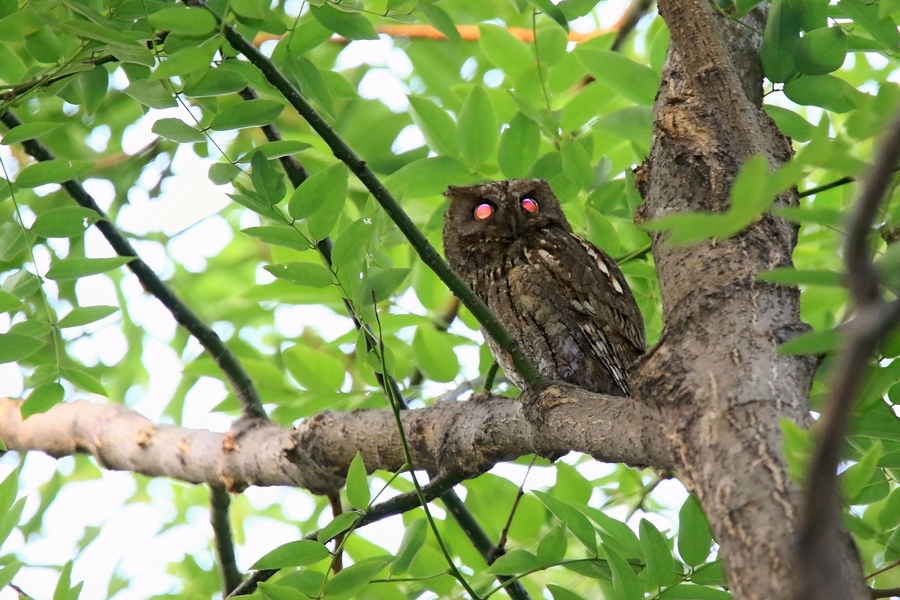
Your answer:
[633,0,867,598]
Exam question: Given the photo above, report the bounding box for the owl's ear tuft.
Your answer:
[443,186,458,197]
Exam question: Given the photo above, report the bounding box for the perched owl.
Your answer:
[442,179,645,397]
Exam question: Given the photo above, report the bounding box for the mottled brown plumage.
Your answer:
[442,179,645,396]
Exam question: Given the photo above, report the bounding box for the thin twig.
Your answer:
[611,0,656,51]
[0,110,268,422]
[210,486,242,595]
[796,111,900,600]
[868,560,900,580]
[497,456,536,552]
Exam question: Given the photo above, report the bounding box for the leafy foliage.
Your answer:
[0,0,899,597]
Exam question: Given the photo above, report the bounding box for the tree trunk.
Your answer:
[633,0,868,598]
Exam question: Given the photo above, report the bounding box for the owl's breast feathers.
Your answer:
[503,228,646,396]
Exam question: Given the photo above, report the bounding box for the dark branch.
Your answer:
[210,486,242,594]
[796,111,900,600]
[872,588,900,599]
[0,109,268,422]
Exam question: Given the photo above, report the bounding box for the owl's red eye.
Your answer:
[474,203,494,220]
[521,197,539,213]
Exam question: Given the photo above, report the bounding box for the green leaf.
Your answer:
[269,571,324,598]
[561,137,594,187]
[0,563,23,590]
[533,491,597,554]
[264,262,333,288]
[16,160,91,188]
[576,49,660,105]
[242,226,311,252]
[0,291,22,314]
[332,218,376,269]
[479,24,533,77]
[0,498,25,549]
[842,442,882,501]
[778,328,840,355]
[487,549,543,574]
[783,74,862,113]
[606,546,642,600]
[58,306,119,328]
[364,268,410,304]
[757,268,843,287]
[677,495,712,566]
[209,163,242,185]
[839,0,899,49]
[499,112,541,178]
[525,0,569,30]
[151,40,217,80]
[383,156,472,199]
[458,85,498,166]
[307,189,346,239]
[151,118,205,143]
[639,518,677,587]
[661,583,732,599]
[30,207,102,238]
[310,4,378,40]
[148,6,217,36]
[283,344,345,391]
[251,152,286,206]
[62,19,143,48]
[763,105,814,142]
[417,1,461,43]
[346,452,370,510]
[0,465,19,515]
[21,382,64,419]
[317,511,360,543]
[579,504,642,558]
[289,163,349,220]
[45,257,132,280]
[593,106,653,144]
[183,68,248,97]
[412,327,459,382]
[258,583,305,600]
[209,99,284,131]
[123,80,177,109]
[408,95,458,157]
[250,540,331,569]
[1,122,62,145]
[761,0,801,82]
[246,141,312,160]
[0,333,45,363]
[61,367,107,396]
[793,26,847,75]
[323,557,391,596]
[537,524,568,566]
[288,54,334,116]
[547,584,587,600]
[392,519,427,575]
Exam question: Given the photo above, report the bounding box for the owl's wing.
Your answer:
[515,230,645,395]
[572,236,647,356]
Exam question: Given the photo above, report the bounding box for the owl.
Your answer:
[442,179,645,397]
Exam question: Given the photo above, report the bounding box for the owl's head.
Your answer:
[442,179,572,252]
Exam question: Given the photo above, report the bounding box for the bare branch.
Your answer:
[871,588,900,599]
[797,112,900,600]
[0,386,667,493]
[0,110,268,423]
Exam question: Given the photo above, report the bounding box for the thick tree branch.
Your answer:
[0,385,667,493]
[182,0,546,391]
[797,112,900,600]
[0,110,268,423]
